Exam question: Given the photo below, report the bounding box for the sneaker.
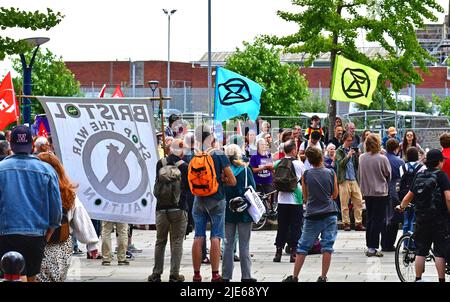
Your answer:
[365,250,383,257]
[233,255,240,262]
[73,247,83,255]
[126,251,135,260]
[169,274,185,282]
[101,261,111,266]
[192,275,202,282]
[241,278,257,282]
[211,275,223,282]
[128,244,143,253]
[317,276,327,282]
[282,275,298,282]
[118,260,130,266]
[343,224,351,231]
[147,273,161,282]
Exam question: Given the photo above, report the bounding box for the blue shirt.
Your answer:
[0,155,62,236]
[386,152,405,180]
[344,148,356,181]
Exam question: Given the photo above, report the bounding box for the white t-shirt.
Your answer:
[277,156,306,205]
[300,140,325,170]
[399,161,426,177]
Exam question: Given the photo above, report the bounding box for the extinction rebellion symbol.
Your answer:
[218,78,252,105]
[341,68,370,99]
[82,131,149,204]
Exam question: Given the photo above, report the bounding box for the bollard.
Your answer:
[1,251,25,282]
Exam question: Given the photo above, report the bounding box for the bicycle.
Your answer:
[252,191,278,231]
[395,231,450,282]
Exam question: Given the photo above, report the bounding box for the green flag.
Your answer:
[330,55,380,106]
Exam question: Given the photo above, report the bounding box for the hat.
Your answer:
[10,125,33,154]
[388,127,397,135]
[425,148,447,163]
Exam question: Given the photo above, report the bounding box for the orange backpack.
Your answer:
[188,149,219,196]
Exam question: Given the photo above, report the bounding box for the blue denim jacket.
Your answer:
[0,155,62,236]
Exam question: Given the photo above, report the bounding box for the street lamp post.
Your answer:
[19,37,49,126]
[148,80,160,116]
[163,9,176,110]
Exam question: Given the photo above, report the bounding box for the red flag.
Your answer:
[38,122,48,138]
[0,72,19,131]
[111,85,124,98]
[98,84,106,98]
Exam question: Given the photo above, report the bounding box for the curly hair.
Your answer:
[37,152,78,210]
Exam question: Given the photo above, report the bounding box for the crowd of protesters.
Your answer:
[1,112,449,282]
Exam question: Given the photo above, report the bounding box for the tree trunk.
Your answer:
[328,40,338,141]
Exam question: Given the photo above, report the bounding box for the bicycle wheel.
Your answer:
[252,215,267,231]
[395,233,416,282]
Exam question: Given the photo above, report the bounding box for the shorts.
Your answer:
[414,220,448,258]
[192,196,226,239]
[296,215,338,255]
[0,235,46,277]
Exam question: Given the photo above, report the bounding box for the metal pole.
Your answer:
[159,87,166,157]
[132,62,136,97]
[208,0,212,117]
[20,55,33,126]
[167,13,171,107]
[395,91,398,129]
[184,81,187,113]
[412,84,416,128]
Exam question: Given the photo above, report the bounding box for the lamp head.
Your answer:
[148,80,159,92]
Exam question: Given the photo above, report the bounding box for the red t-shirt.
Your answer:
[441,148,450,180]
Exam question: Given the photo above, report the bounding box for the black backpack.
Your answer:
[398,163,423,200]
[412,170,443,221]
[273,158,298,192]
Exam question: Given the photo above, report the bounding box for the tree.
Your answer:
[12,49,82,115]
[265,0,443,139]
[224,38,310,118]
[0,7,63,60]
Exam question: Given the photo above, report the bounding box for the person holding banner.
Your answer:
[222,144,257,282]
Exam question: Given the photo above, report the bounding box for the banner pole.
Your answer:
[159,87,166,157]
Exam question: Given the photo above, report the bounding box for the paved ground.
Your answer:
[66,229,445,282]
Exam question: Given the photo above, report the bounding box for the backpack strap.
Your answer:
[175,160,185,167]
[412,163,423,174]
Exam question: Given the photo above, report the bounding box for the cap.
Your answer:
[10,125,33,154]
[425,148,447,163]
[388,127,397,135]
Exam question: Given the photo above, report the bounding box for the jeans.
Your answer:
[222,222,252,280]
[364,196,388,249]
[296,215,338,255]
[402,207,415,235]
[153,209,188,276]
[381,183,402,249]
[275,204,303,248]
[192,197,226,239]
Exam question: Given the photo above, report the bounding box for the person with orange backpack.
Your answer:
[188,125,237,282]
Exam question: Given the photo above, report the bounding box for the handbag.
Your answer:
[243,166,266,223]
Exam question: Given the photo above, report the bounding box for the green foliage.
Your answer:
[12,49,82,115]
[224,38,310,117]
[0,7,63,60]
[264,0,443,133]
[432,94,450,116]
[301,95,327,113]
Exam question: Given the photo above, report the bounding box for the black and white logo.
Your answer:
[341,68,370,99]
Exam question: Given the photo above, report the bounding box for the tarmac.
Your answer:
[66,227,447,282]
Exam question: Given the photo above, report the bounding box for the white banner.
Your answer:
[38,97,159,224]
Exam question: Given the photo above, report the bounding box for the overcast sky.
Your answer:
[0,0,448,75]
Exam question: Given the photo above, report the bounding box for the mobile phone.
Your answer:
[351,147,359,152]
